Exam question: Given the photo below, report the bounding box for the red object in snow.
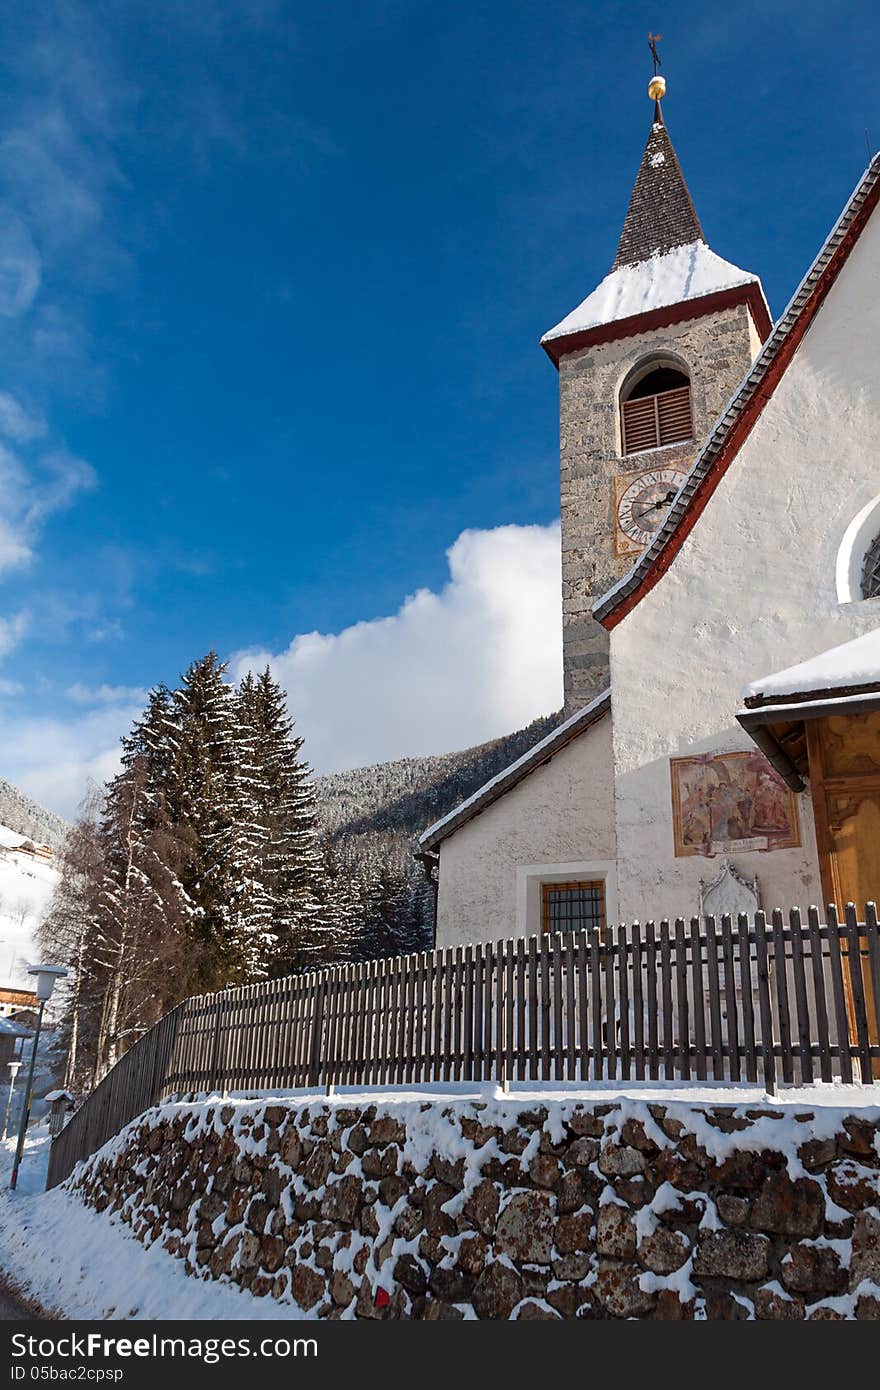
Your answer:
[375,1287,390,1309]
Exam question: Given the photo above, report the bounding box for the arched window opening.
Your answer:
[861,532,880,599]
[620,363,693,456]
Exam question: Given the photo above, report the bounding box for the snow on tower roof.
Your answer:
[541,105,770,362]
[541,240,762,344]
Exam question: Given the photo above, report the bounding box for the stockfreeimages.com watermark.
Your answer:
[10,1332,318,1371]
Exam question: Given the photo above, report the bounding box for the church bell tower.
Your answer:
[542,63,772,711]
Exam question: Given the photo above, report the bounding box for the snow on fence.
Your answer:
[46,904,880,1189]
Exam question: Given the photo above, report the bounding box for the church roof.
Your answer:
[541,104,770,360]
[742,628,880,708]
[594,151,880,631]
[735,628,880,791]
[418,690,611,853]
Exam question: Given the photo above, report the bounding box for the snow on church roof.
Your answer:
[541,240,762,343]
[742,628,880,706]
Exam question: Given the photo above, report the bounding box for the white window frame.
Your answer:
[515,861,618,937]
[836,492,880,604]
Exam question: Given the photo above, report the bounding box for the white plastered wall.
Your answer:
[608,202,880,923]
[435,714,616,948]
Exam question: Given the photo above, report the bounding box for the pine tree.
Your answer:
[234,671,275,966]
[237,667,336,973]
[313,831,360,963]
[165,653,257,987]
[42,650,367,1086]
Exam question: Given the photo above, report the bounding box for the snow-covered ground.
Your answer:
[0,832,59,988]
[213,1079,880,1107]
[0,1125,305,1320]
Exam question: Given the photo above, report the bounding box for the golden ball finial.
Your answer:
[648,74,666,102]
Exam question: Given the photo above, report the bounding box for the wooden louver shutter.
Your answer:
[656,385,693,446]
[622,384,693,454]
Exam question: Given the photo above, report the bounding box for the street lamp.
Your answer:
[1,1059,22,1142]
[9,965,67,1190]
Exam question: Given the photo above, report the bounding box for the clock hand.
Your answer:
[632,489,678,524]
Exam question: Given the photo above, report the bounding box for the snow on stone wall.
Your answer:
[67,1091,880,1320]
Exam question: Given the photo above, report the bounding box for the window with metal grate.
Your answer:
[621,384,693,455]
[861,532,880,599]
[541,880,606,935]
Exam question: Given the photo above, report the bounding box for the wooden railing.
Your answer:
[45,1007,181,1189]
[46,904,880,1188]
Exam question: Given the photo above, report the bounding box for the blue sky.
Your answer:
[0,0,877,817]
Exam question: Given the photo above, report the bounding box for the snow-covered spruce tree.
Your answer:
[312,829,361,963]
[233,671,276,966]
[341,830,432,962]
[160,652,263,989]
[236,667,347,973]
[43,653,364,1085]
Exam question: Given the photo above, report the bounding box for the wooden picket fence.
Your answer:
[46,904,880,1188]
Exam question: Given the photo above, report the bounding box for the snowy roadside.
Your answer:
[0,1127,306,1321]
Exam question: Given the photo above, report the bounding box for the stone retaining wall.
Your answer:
[68,1095,880,1320]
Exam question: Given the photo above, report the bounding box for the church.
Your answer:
[417,67,880,1038]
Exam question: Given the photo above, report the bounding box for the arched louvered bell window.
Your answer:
[621,365,693,456]
[861,532,880,599]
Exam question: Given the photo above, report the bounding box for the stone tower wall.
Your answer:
[559,300,763,710]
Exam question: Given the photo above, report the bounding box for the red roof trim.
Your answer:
[599,167,880,632]
[541,281,772,368]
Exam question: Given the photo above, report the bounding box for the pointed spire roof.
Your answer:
[541,85,771,365]
[612,109,704,269]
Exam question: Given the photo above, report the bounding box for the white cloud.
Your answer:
[231,522,563,774]
[0,209,41,316]
[66,681,147,705]
[0,699,141,820]
[24,449,97,528]
[0,611,29,659]
[0,437,96,575]
[0,390,46,442]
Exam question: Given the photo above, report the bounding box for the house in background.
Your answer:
[0,826,54,867]
[418,70,880,1044]
[0,1013,31,1069]
[0,984,39,1018]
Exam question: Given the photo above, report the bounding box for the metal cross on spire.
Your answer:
[648,32,663,76]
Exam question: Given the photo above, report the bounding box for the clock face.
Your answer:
[614,466,687,553]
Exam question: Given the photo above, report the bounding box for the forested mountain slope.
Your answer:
[0,778,68,851]
[314,710,562,952]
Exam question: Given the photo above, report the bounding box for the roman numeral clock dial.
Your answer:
[614,466,687,555]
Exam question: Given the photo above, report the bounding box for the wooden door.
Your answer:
[807,710,880,1072]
